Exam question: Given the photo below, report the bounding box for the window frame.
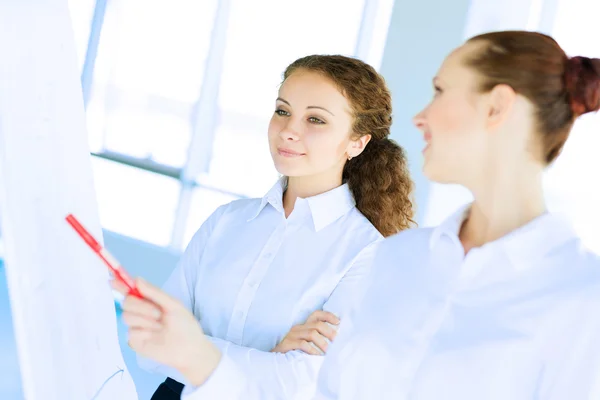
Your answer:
[81,0,391,250]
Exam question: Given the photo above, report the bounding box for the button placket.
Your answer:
[224,222,286,344]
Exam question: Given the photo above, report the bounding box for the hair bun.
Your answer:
[564,56,600,116]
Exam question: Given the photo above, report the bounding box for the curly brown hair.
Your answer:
[283,55,415,237]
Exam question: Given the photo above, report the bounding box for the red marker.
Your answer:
[65,213,143,298]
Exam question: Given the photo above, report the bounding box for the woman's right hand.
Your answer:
[271,310,340,355]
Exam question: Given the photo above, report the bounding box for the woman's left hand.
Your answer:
[111,278,221,386]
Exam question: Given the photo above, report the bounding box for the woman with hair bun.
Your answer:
[314,30,600,400]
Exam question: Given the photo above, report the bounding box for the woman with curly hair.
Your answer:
[122,54,415,399]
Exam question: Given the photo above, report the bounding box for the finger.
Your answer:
[313,321,338,342]
[298,340,321,356]
[127,328,153,352]
[122,294,162,320]
[122,311,163,331]
[307,310,340,325]
[306,328,329,354]
[110,279,129,296]
[136,278,181,312]
[271,341,294,354]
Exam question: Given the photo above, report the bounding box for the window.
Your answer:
[201,0,366,198]
[183,188,239,246]
[91,158,181,246]
[87,0,219,166]
[198,120,277,198]
[67,0,96,71]
[217,0,365,119]
[82,0,219,246]
[73,0,394,249]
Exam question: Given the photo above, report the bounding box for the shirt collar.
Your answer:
[497,212,577,270]
[429,204,470,249]
[247,177,356,232]
[247,177,287,222]
[430,203,579,270]
[305,182,356,232]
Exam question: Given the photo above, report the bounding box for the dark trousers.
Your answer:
[150,378,184,400]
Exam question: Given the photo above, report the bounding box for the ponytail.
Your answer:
[343,137,416,237]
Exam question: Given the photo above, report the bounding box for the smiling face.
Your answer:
[268,70,370,182]
[412,43,492,185]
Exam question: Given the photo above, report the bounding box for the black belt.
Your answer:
[150,377,184,400]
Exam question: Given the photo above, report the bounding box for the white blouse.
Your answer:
[183,206,600,400]
[314,206,600,399]
[138,178,382,399]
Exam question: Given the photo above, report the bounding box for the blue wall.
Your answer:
[0,259,22,399]
[379,0,472,224]
[103,230,180,285]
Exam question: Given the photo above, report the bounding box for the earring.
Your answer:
[348,155,353,161]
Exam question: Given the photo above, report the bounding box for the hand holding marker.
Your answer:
[65,214,143,299]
